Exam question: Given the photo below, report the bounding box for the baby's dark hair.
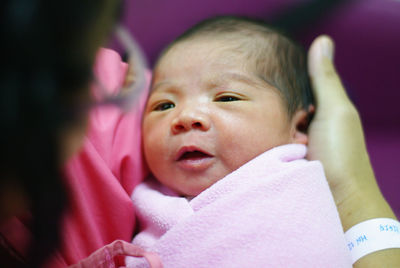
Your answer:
[159,16,314,117]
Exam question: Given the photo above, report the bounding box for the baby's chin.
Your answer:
[177,180,218,198]
[162,168,235,198]
[178,187,207,198]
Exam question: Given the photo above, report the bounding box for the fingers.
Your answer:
[111,240,146,257]
[308,35,334,76]
[112,240,163,268]
[307,35,351,109]
[68,240,162,268]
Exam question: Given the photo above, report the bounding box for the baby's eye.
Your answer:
[153,102,175,111]
[215,95,241,102]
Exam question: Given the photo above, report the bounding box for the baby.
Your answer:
[127,16,351,267]
[143,16,313,198]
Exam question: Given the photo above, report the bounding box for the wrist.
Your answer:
[337,186,397,232]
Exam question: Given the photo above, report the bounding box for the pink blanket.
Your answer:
[127,144,352,267]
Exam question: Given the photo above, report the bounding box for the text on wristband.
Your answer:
[380,224,399,233]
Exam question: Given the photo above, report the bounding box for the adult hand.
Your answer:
[307,35,377,209]
[307,35,399,267]
[68,240,162,268]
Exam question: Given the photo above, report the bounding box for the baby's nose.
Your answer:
[171,109,210,134]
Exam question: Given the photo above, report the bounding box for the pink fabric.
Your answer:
[53,48,150,267]
[0,48,150,267]
[127,144,352,267]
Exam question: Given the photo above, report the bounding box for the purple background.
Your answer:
[120,0,400,215]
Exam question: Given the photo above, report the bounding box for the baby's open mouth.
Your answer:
[175,147,214,171]
[179,151,211,160]
[175,146,213,161]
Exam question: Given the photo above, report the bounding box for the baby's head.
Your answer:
[143,16,314,197]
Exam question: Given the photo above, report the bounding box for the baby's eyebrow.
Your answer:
[151,80,173,92]
[214,72,263,88]
[150,81,183,98]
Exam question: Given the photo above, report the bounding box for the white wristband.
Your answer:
[344,218,400,264]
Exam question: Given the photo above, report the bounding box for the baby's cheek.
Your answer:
[143,132,161,165]
[225,129,277,169]
[220,132,257,171]
[143,120,162,147]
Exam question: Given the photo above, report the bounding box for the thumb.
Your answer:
[308,35,351,108]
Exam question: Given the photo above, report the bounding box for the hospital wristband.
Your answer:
[344,217,400,264]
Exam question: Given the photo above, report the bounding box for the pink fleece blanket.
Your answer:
[126,144,352,267]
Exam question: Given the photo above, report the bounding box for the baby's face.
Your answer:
[143,39,296,197]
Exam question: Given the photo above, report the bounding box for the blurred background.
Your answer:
[118,0,400,216]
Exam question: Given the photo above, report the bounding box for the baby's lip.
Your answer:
[175,146,213,161]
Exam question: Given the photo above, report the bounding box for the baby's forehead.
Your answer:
[152,35,281,91]
[161,37,254,63]
[156,41,267,85]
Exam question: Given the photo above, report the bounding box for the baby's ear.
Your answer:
[291,108,312,145]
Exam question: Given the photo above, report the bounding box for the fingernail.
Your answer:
[321,37,333,60]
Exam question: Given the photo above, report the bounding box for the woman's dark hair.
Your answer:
[0,0,120,266]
